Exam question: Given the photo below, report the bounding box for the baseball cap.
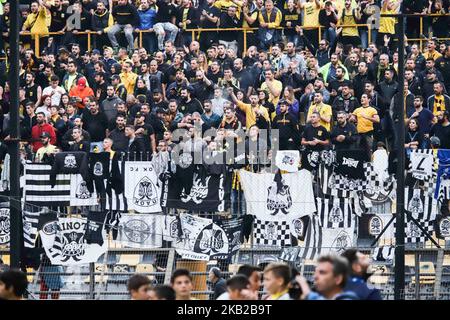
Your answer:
[92,49,101,55]
[152,88,162,94]
[111,74,121,81]
[58,47,69,54]
[40,132,51,138]
[103,46,113,52]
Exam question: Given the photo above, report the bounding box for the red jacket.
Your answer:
[31,123,57,152]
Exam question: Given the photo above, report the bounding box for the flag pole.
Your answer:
[394,14,406,301]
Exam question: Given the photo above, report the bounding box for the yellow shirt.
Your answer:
[307,102,332,132]
[423,50,442,61]
[260,79,283,106]
[303,1,322,28]
[119,71,138,95]
[341,8,359,37]
[379,7,396,34]
[214,0,242,17]
[36,144,57,162]
[432,94,447,116]
[236,101,270,129]
[23,6,50,36]
[353,106,378,133]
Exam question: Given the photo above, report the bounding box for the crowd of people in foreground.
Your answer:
[0,250,382,300]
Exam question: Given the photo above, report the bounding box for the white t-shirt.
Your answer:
[42,85,66,107]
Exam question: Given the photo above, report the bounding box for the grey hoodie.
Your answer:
[101,95,123,123]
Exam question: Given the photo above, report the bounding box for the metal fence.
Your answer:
[3,245,450,300]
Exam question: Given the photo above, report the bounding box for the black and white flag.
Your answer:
[22,208,43,248]
[404,187,437,221]
[298,214,322,260]
[70,174,98,206]
[321,227,355,255]
[435,215,450,240]
[253,218,291,247]
[403,216,434,244]
[0,204,9,246]
[116,213,163,248]
[318,163,351,198]
[174,213,213,261]
[162,214,180,242]
[210,217,243,260]
[42,217,107,265]
[275,150,300,172]
[317,197,355,229]
[38,210,59,250]
[289,215,310,240]
[372,246,394,264]
[85,211,107,246]
[409,149,435,181]
[124,162,162,213]
[335,150,367,180]
[24,163,71,206]
[279,247,300,262]
[239,170,316,225]
[358,213,395,240]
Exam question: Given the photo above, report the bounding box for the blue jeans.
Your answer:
[323,27,336,48]
[360,28,377,48]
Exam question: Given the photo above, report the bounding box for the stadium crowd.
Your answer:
[0,0,449,301]
[0,249,382,300]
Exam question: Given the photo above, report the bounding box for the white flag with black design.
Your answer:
[403,216,434,244]
[124,162,162,213]
[275,150,300,172]
[0,204,9,246]
[239,170,316,224]
[321,227,355,255]
[409,149,435,181]
[317,197,355,229]
[435,215,450,240]
[70,174,98,206]
[115,213,163,248]
[42,217,107,265]
[162,215,180,242]
[23,163,71,206]
[404,187,437,221]
[358,213,395,240]
[173,213,213,261]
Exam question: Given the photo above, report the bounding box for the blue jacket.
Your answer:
[306,290,359,300]
[138,7,157,30]
[344,276,382,300]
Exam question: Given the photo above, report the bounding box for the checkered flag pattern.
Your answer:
[253,218,291,247]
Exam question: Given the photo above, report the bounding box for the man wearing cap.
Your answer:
[209,267,227,300]
[35,131,58,163]
[111,75,128,102]
[422,69,446,102]
[102,46,118,74]
[69,77,94,110]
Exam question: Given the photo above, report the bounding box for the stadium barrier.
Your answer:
[13,14,449,58]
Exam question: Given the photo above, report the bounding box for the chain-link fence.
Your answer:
[3,245,450,300]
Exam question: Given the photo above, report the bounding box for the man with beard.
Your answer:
[36,131,58,163]
[271,100,300,150]
[108,115,128,152]
[31,112,57,152]
[319,53,349,87]
[24,72,42,105]
[436,45,450,93]
[332,84,358,117]
[42,0,67,49]
[178,87,204,115]
[134,112,156,154]
[407,95,434,148]
[125,125,148,155]
[229,89,270,130]
[192,69,214,103]
[330,111,358,150]
[93,72,108,102]
[201,99,222,129]
[150,89,168,112]
[102,85,123,129]
[82,100,109,150]
[426,81,450,116]
[430,111,450,149]
[327,67,352,104]
[301,112,330,151]
[307,91,332,132]
[352,61,373,100]
[341,249,382,300]
[404,69,422,96]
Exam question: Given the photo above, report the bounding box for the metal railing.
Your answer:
[14,13,448,58]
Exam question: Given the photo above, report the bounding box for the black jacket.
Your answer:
[330,122,359,150]
[112,3,140,26]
